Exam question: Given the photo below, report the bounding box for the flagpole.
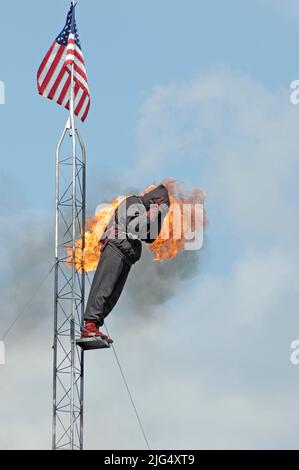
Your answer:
[69,0,77,450]
[52,0,86,450]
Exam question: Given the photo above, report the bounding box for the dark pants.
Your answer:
[84,244,131,326]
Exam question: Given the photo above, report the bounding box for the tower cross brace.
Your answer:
[52,118,86,450]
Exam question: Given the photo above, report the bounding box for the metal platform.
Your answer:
[76,336,111,350]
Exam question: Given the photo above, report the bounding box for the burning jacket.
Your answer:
[104,185,170,265]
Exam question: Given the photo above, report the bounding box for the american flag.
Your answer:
[37,3,90,122]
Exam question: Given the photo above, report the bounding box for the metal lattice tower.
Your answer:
[52,116,86,450]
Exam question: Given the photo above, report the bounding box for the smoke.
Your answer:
[124,246,206,316]
[0,191,54,450]
[0,177,53,345]
[87,173,139,211]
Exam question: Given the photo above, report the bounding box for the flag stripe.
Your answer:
[65,48,85,64]
[73,64,89,93]
[48,66,68,100]
[58,75,71,106]
[38,43,61,89]
[81,98,90,122]
[53,72,70,103]
[75,89,87,116]
[39,46,65,95]
[43,55,66,98]
[37,42,56,89]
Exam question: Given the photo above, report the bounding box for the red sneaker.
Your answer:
[81,321,113,344]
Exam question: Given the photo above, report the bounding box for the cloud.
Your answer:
[135,67,299,237]
[101,245,299,450]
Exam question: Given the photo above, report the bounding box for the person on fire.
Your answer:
[81,184,170,343]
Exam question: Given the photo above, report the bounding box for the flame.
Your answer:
[67,179,206,272]
[148,179,206,261]
[67,197,125,273]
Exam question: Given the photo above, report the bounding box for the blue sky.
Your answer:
[1,0,299,450]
